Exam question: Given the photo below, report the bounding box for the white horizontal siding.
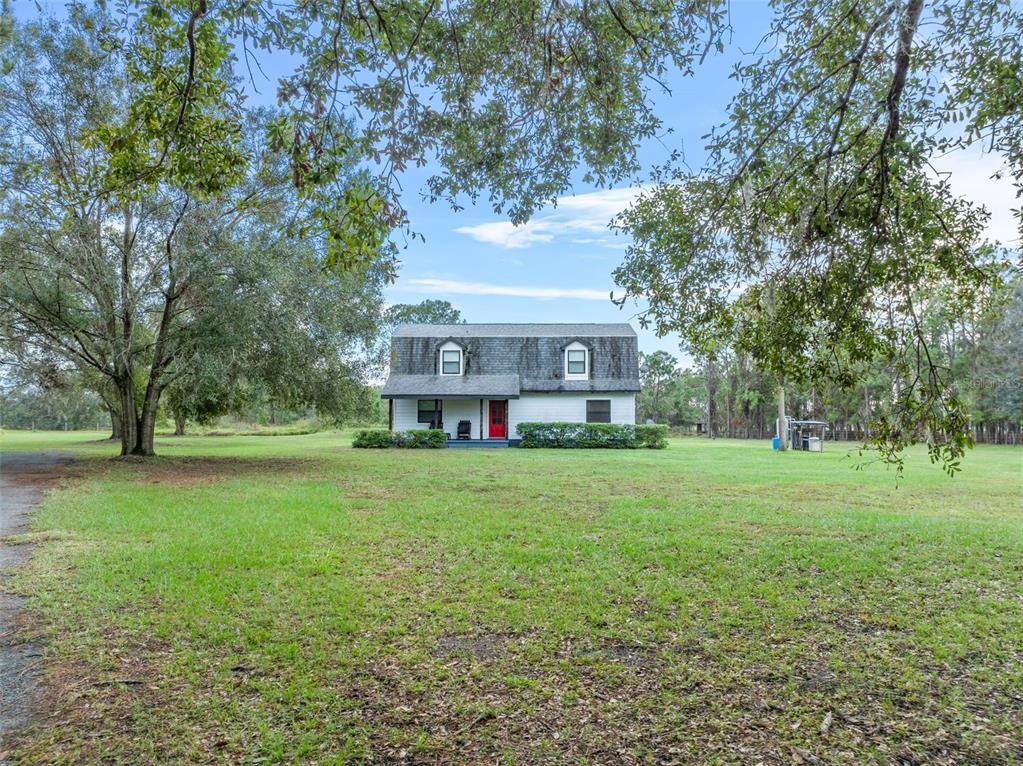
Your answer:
[391,399,420,432]
[508,393,636,437]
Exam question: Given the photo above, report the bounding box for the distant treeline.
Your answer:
[638,277,1023,445]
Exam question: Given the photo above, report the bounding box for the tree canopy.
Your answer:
[62,0,733,273]
[0,1,736,455]
[384,300,464,327]
[3,0,1020,467]
[614,0,1022,471]
[0,15,384,455]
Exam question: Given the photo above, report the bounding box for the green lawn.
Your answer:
[4,431,1022,764]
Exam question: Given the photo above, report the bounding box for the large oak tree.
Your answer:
[0,16,383,455]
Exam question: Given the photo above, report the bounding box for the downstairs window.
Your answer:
[586,399,611,423]
[418,399,442,426]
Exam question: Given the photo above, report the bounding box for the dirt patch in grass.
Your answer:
[5,626,210,765]
[1,452,81,489]
[599,640,661,669]
[830,612,902,635]
[343,643,742,763]
[330,624,1023,766]
[335,478,398,500]
[558,636,665,670]
[434,633,512,661]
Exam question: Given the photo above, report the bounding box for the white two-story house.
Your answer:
[381,323,640,443]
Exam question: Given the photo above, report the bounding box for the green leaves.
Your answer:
[0,0,14,76]
[0,15,387,454]
[217,0,730,266]
[89,1,246,199]
[613,0,1022,472]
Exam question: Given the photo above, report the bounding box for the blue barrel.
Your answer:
[772,436,780,450]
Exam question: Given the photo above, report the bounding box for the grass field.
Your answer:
[2,430,1022,764]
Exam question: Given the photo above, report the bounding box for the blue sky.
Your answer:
[19,0,1018,360]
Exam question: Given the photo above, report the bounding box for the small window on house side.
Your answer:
[586,399,611,423]
[567,349,587,375]
[441,349,461,375]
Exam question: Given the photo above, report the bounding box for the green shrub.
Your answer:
[352,429,394,448]
[517,422,569,448]
[394,429,447,448]
[517,422,638,448]
[353,429,447,448]
[635,424,669,449]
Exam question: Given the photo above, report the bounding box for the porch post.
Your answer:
[388,399,393,431]
[480,399,484,439]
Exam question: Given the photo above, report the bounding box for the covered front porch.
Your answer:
[381,373,522,443]
[387,396,516,442]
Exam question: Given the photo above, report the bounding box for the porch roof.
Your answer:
[381,374,521,400]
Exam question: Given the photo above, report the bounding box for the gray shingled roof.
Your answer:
[520,378,641,393]
[381,374,521,399]
[393,323,636,338]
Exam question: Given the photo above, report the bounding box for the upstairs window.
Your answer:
[567,349,587,375]
[586,399,611,423]
[442,350,461,375]
[564,341,589,379]
[439,340,464,375]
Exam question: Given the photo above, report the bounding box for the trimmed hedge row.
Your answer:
[395,429,447,448]
[352,429,446,448]
[516,422,668,449]
[353,424,669,449]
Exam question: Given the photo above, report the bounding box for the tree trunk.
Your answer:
[174,411,186,436]
[777,383,788,451]
[131,381,162,456]
[133,404,157,456]
[862,385,872,437]
[705,359,718,439]
[109,407,123,441]
[116,378,137,457]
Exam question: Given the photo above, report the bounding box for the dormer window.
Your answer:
[442,350,461,374]
[564,341,589,380]
[439,341,464,375]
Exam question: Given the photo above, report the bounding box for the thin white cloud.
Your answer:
[454,187,644,249]
[553,187,645,218]
[402,278,611,301]
[571,237,629,250]
[452,220,556,249]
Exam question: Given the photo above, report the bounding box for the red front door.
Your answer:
[488,400,507,439]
